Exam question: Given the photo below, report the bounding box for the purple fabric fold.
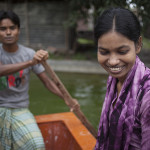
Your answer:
[95,56,150,150]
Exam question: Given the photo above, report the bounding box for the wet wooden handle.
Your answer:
[42,61,97,138]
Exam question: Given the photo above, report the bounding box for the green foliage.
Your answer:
[129,0,150,33]
[65,0,150,34]
[77,38,94,45]
[64,0,91,28]
[91,0,128,19]
[142,36,150,50]
[64,0,129,27]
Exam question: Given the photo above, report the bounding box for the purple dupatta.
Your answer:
[95,56,150,150]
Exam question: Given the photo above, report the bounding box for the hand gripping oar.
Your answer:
[42,61,97,138]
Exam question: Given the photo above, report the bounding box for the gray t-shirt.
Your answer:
[0,44,45,108]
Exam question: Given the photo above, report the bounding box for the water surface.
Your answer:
[29,72,108,130]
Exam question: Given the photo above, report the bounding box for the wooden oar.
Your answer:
[42,61,97,138]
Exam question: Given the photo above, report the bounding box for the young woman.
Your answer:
[94,8,150,150]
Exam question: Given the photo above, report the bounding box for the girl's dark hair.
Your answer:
[94,8,141,44]
[0,10,20,28]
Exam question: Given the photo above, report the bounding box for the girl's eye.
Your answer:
[118,50,129,55]
[98,50,109,55]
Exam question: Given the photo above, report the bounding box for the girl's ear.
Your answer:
[136,36,142,54]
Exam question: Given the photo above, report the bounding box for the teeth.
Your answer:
[109,67,122,71]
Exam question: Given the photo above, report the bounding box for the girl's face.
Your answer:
[97,31,141,83]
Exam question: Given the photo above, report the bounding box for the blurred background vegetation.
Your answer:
[65,0,150,30]
[64,0,150,34]
[2,0,150,62]
[61,0,150,62]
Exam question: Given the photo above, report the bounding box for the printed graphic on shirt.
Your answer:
[0,70,25,90]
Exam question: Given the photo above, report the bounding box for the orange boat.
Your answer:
[35,112,96,150]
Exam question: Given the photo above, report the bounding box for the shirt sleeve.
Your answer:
[26,48,45,74]
[140,90,150,149]
[32,63,45,75]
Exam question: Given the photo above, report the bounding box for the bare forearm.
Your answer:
[45,79,63,99]
[38,72,63,99]
[0,60,32,77]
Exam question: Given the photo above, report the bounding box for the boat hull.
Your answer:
[35,112,96,150]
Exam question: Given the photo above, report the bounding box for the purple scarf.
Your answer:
[95,56,150,150]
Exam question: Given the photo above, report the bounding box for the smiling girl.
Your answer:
[94,8,150,150]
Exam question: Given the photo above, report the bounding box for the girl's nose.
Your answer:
[108,55,119,66]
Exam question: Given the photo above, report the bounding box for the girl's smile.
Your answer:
[107,65,125,74]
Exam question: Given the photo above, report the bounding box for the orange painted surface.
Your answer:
[35,112,96,150]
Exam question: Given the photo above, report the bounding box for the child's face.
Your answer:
[97,31,141,83]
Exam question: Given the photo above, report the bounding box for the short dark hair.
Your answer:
[0,10,20,28]
[94,7,141,44]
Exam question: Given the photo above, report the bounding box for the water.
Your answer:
[29,72,108,130]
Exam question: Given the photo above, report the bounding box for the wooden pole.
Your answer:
[42,61,97,138]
